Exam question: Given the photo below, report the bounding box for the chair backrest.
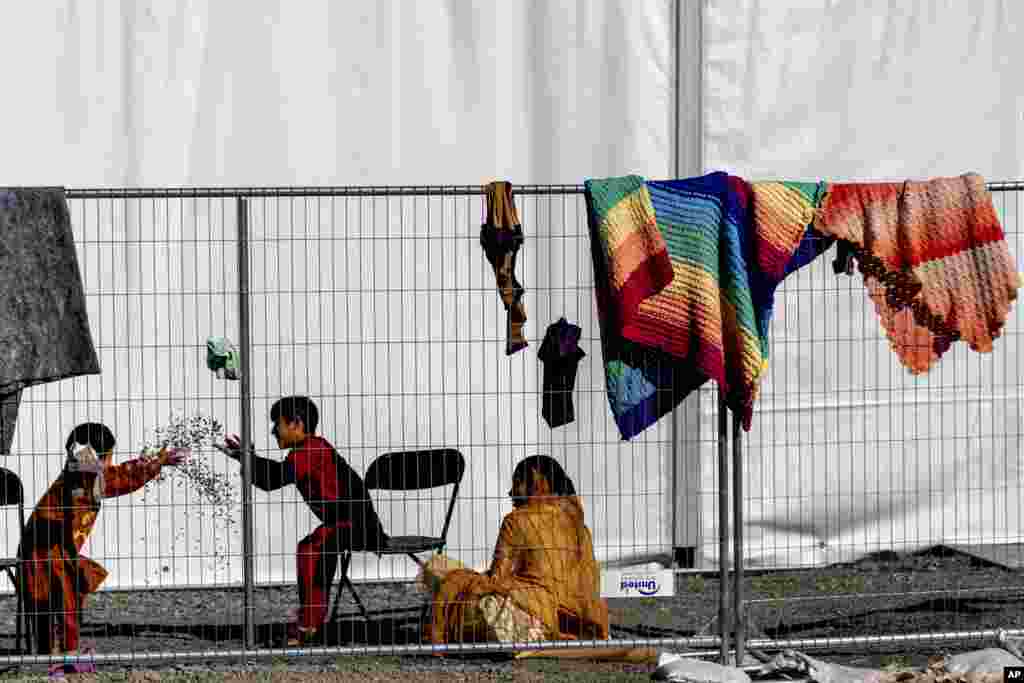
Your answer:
[0,467,26,554]
[364,449,465,542]
[0,467,24,507]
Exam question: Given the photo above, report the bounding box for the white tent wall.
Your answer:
[3,0,1021,592]
[702,0,1024,568]
[0,1,678,589]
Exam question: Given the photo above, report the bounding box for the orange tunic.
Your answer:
[429,495,609,645]
[18,457,164,652]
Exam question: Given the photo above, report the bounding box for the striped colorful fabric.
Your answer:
[585,181,699,441]
[748,180,833,360]
[813,173,1020,373]
[595,337,706,442]
[588,173,833,438]
[617,172,765,430]
[584,176,675,331]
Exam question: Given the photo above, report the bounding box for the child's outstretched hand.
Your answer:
[213,434,249,461]
[160,447,190,467]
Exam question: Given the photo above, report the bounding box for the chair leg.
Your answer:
[21,570,33,656]
[411,551,440,635]
[327,553,347,625]
[15,579,23,655]
[419,601,431,634]
[329,552,369,623]
[344,575,370,621]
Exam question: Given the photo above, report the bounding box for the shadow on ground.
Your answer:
[756,593,1024,639]
[71,606,427,649]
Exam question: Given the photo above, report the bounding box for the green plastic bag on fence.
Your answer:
[205,336,240,380]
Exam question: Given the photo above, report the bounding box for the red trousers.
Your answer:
[25,557,97,654]
[296,523,355,632]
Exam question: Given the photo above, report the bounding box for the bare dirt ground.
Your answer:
[1,547,1022,680]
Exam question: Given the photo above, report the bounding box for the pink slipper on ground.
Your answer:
[284,622,321,648]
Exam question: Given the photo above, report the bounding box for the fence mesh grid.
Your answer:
[735,185,1023,657]
[0,183,1020,667]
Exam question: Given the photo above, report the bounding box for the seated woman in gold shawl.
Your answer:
[422,455,609,646]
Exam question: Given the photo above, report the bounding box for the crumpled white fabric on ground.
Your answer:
[651,652,752,683]
[755,647,1024,683]
[944,647,1024,673]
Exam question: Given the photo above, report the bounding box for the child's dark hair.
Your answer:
[270,395,319,434]
[512,455,577,496]
[65,422,116,455]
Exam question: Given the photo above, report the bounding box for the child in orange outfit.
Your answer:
[17,422,188,672]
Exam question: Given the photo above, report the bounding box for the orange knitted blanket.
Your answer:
[813,173,1019,373]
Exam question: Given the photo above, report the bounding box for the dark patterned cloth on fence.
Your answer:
[0,392,18,456]
[0,188,101,454]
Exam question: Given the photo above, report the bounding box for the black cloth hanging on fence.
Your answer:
[832,239,857,276]
[538,318,586,429]
[480,181,528,355]
[0,189,101,454]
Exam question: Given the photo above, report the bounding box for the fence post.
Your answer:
[670,0,706,568]
[732,412,745,665]
[717,390,730,663]
[236,197,256,651]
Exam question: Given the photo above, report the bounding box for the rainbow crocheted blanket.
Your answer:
[748,180,833,360]
[813,173,1020,373]
[586,173,829,438]
[583,176,675,331]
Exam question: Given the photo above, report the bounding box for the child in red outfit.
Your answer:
[215,396,385,644]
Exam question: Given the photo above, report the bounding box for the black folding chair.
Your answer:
[0,467,32,654]
[329,448,465,622]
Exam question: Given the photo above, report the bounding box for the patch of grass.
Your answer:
[0,663,649,682]
[686,575,706,594]
[880,654,914,672]
[519,672,646,682]
[269,655,291,671]
[516,658,647,681]
[751,575,801,600]
[333,655,403,672]
[815,575,866,595]
[0,674,45,683]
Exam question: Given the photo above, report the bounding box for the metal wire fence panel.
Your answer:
[238,191,675,587]
[0,182,1020,667]
[4,196,245,588]
[0,186,697,665]
[735,185,1024,655]
[0,195,248,663]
